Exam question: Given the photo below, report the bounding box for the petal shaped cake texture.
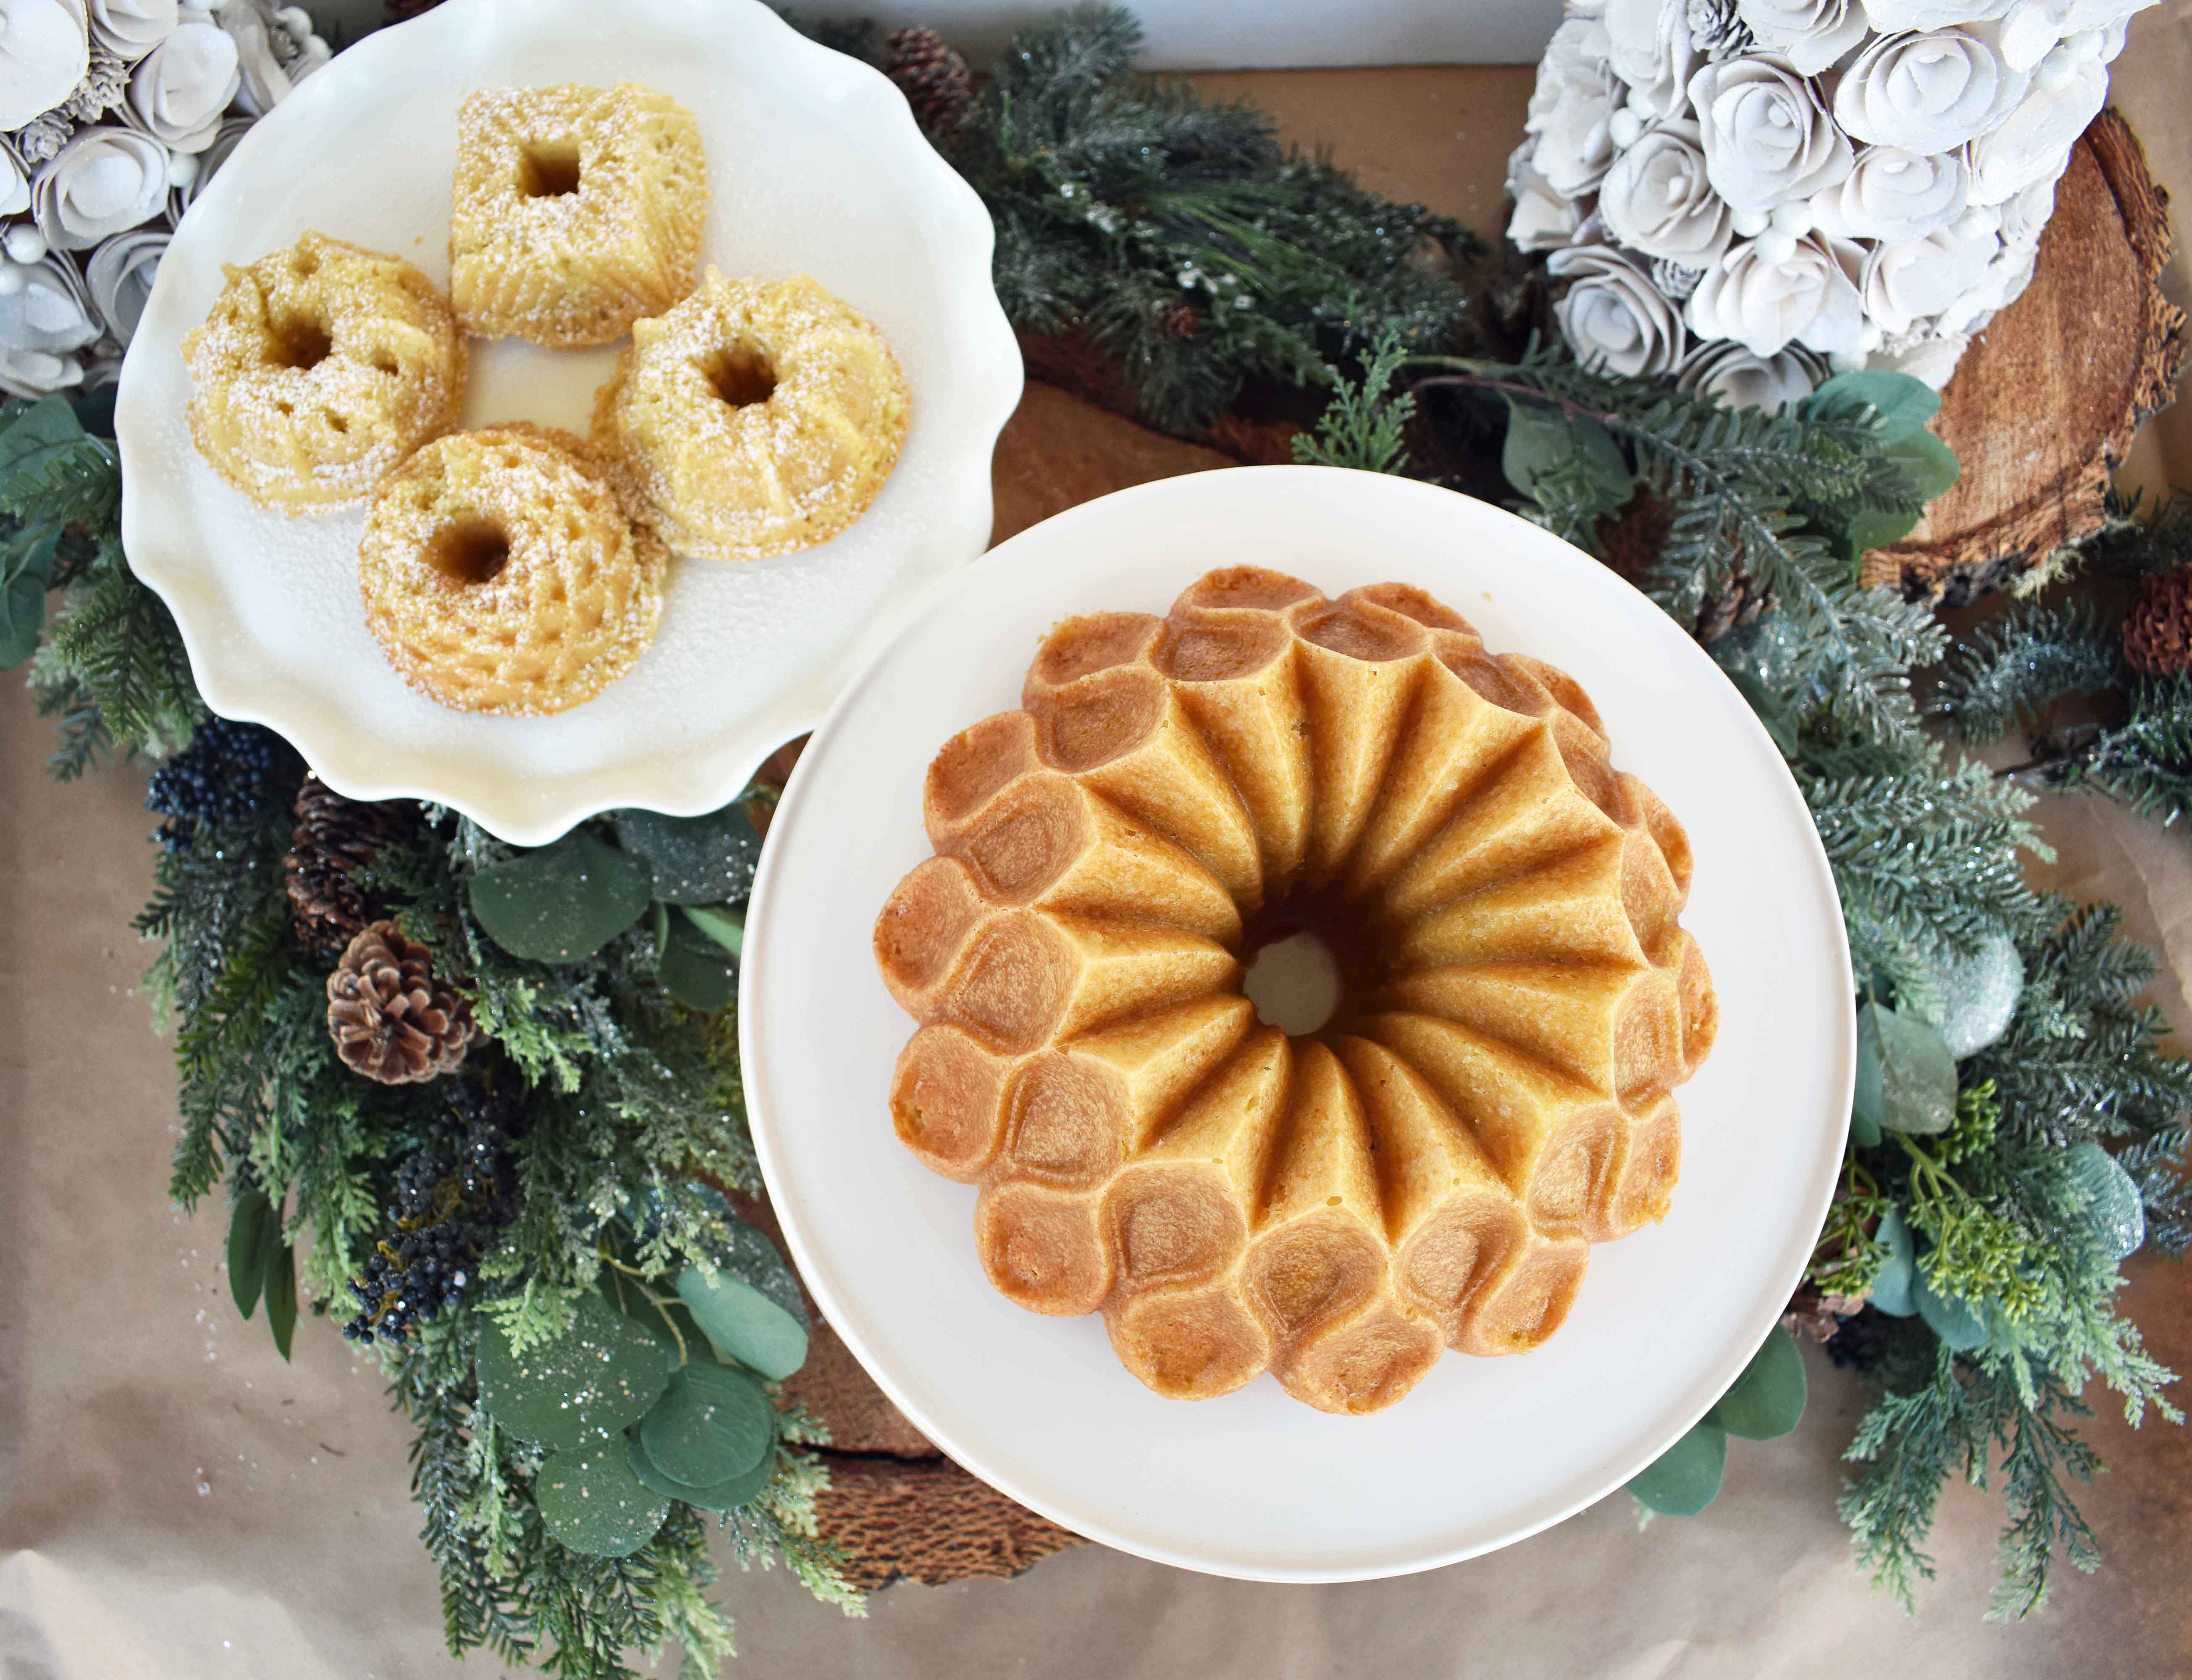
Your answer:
[871,567,1719,1413]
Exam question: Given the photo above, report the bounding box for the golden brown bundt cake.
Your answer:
[874,567,1717,1416]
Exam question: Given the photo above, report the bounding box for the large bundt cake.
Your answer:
[872,567,1717,1416]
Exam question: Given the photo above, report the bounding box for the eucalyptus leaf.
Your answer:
[0,535,56,668]
[615,802,763,906]
[676,1233,810,1381]
[680,903,745,960]
[2064,1141,2145,1263]
[0,394,100,498]
[1707,1325,1807,1440]
[1805,370,1939,443]
[469,830,653,963]
[1852,1005,1883,1149]
[536,1439,671,1557]
[626,1424,777,1512]
[1913,1273,1989,1352]
[1864,1003,1957,1136]
[1627,1422,1726,1516]
[263,1240,296,1362]
[657,910,738,1012]
[476,1293,673,1451]
[1885,428,1960,501]
[638,1362,775,1486]
[1845,504,1924,560]
[227,1187,274,1321]
[1871,1206,1916,1317]
[1500,395,1572,498]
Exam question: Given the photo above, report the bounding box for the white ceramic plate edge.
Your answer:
[114,0,1022,843]
[743,466,1855,1582]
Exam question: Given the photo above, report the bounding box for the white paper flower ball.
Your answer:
[32,126,169,250]
[1548,239,1689,376]
[0,0,92,131]
[1687,231,1866,356]
[127,13,240,151]
[1689,55,1854,214]
[89,0,177,60]
[1860,224,2000,333]
[1505,139,1585,252]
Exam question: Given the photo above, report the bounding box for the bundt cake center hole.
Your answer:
[1243,931,1343,1037]
[268,316,332,372]
[517,139,582,198]
[700,343,778,410]
[426,516,512,586]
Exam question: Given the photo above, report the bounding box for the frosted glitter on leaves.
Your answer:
[1924,929,2024,1057]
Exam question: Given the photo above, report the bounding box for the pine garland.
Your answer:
[3,4,2188,1662]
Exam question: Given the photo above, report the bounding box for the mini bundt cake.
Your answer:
[182,231,465,514]
[450,81,707,347]
[591,269,910,562]
[357,423,667,716]
[873,567,1717,1416]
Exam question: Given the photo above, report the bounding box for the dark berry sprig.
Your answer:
[144,717,302,853]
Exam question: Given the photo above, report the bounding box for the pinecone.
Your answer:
[1597,486,1772,642]
[1159,302,1200,339]
[62,50,130,124]
[883,26,973,143]
[2123,563,2192,676]
[10,112,72,165]
[286,776,421,958]
[327,921,475,1085]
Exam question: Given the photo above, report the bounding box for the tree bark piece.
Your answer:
[1866,108,2187,606]
[813,1456,1084,1592]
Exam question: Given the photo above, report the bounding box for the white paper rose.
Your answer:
[0,250,99,397]
[169,110,248,220]
[1811,144,1969,241]
[1994,172,2056,247]
[1964,56,2105,204]
[1834,27,2026,153]
[223,0,327,116]
[32,126,168,250]
[0,137,31,217]
[1676,336,1827,410]
[89,0,175,60]
[1506,139,1585,253]
[1603,0,1697,120]
[0,0,92,130]
[1860,225,2000,333]
[1736,0,1870,76]
[1527,18,1622,196]
[1866,325,1971,388]
[1597,119,1732,266]
[127,14,239,151]
[1860,0,2017,29]
[85,225,165,343]
[1688,231,1866,354]
[1689,55,1853,215]
[1550,239,1688,376]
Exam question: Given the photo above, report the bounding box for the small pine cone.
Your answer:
[328,921,475,1086]
[2123,564,2192,676]
[884,26,973,142]
[286,776,420,958]
[10,112,72,165]
[1693,564,1773,643]
[1159,302,1199,339]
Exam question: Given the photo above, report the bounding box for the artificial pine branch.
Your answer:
[1927,601,2122,745]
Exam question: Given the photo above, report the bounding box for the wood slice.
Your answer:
[1866,108,2187,606]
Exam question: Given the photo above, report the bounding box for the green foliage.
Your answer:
[1425,344,1945,746]
[949,5,1474,434]
[1927,601,2121,745]
[1629,1422,1726,1515]
[1290,326,1417,475]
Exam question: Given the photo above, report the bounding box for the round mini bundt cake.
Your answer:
[873,567,1717,1416]
[182,231,465,514]
[449,81,707,347]
[356,423,666,717]
[591,269,910,563]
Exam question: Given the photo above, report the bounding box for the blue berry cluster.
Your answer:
[144,717,301,853]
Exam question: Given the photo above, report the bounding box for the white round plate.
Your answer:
[116,0,1020,845]
[745,467,1854,1582]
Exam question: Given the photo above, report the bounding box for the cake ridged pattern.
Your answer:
[873,567,1718,1415]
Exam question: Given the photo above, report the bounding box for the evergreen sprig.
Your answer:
[946,5,1474,433]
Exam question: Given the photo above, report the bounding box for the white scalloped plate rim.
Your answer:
[114,0,1021,844]
[744,467,1855,1583]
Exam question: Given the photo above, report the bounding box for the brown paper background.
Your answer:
[7,19,2192,1676]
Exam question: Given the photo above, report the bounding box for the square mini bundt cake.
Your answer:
[449,81,706,347]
